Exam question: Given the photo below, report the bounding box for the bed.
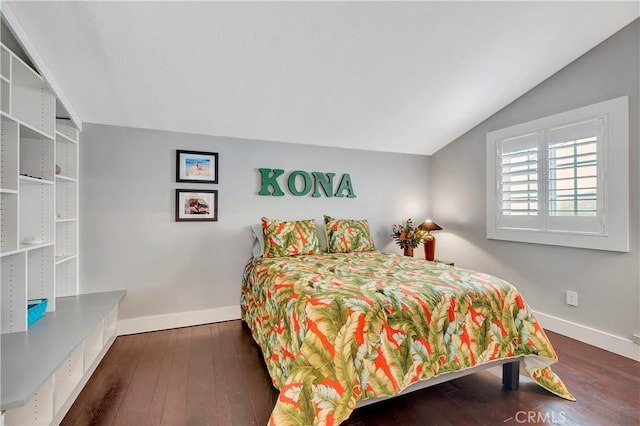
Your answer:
[241,217,574,425]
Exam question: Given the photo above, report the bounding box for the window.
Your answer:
[487,96,628,252]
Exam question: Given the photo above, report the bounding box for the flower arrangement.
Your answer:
[391,219,427,249]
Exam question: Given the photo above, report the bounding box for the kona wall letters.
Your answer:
[258,168,356,198]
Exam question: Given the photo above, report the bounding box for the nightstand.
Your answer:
[434,259,454,266]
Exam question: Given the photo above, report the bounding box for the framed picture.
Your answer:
[175,189,218,222]
[176,150,218,183]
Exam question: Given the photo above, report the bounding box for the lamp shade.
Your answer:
[418,220,442,232]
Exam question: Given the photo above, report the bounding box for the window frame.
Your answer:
[486,96,629,252]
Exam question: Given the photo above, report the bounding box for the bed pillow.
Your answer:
[316,222,328,252]
[250,223,264,258]
[262,217,320,257]
[323,215,376,253]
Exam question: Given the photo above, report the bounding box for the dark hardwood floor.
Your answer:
[61,321,639,426]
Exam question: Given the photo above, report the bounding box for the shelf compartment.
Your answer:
[1,252,27,333]
[1,115,18,191]
[55,133,77,179]
[103,306,119,345]
[1,45,10,80]
[83,322,104,373]
[4,376,54,426]
[10,58,55,138]
[55,119,78,143]
[20,124,54,182]
[55,257,77,297]
[55,220,77,258]
[1,78,9,114]
[18,178,54,245]
[55,179,77,220]
[1,192,18,253]
[53,344,83,414]
[27,245,55,313]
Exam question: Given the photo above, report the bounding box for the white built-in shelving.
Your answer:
[0,18,123,424]
[0,39,82,330]
[1,40,58,333]
[54,118,79,298]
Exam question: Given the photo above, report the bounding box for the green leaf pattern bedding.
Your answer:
[240,251,574,425]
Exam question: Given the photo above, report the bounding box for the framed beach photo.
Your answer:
[175,189,218,222]
[176,150,219,183]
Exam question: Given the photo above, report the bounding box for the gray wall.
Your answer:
[80,124,430,321]
[429,20,639,339]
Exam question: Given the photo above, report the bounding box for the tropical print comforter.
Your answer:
[241,251,574,425]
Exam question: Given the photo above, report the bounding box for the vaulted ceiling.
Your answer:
[4,1,638,155]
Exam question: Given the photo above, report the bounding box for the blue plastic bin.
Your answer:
[27,298,48,327]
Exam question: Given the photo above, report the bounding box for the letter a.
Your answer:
[334,174,356,198]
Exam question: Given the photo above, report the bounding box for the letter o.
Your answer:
[287,170,312,196]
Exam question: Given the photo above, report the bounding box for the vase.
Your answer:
[403,246,414,257]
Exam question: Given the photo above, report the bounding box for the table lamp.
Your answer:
[418,220,442,261]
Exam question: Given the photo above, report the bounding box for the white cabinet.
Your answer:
[1,292,126,426]
[53,345,83,415]
[4,378,55,426]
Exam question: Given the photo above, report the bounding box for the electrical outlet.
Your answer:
[566,291,578,307]
[632,334,640,345]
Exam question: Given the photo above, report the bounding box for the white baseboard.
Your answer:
[117,305,241,335]
[533,310,640,362]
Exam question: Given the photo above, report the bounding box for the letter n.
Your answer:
[312,172,335,198]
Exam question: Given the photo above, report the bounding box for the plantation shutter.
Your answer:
[487,96,626,250]
[497,132,542,230]
[547,118,605,234]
